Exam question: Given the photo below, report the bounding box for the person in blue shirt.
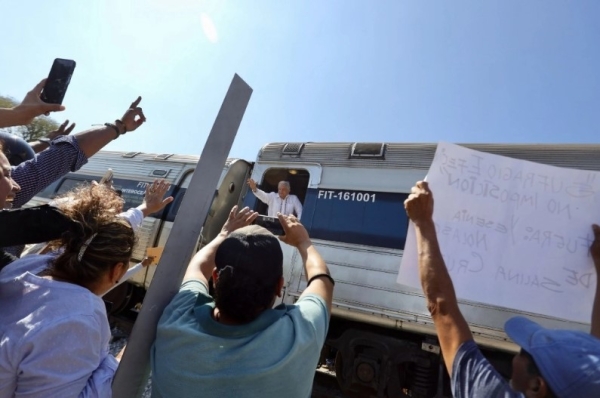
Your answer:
[404,181,600,398]
[151,207,334,398]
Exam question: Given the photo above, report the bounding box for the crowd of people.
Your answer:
[0,76,598,398]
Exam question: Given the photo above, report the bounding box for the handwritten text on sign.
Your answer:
[398,142,600,324]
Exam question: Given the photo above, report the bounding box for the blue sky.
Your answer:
[0,1,599,160]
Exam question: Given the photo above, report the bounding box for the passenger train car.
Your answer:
[28,142,600,397]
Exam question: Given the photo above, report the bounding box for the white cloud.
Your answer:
[200,13,219,43]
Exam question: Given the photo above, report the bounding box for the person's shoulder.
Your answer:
[0,254,53,281]
[295,293,327,309]
[287,295,329,327]
[451,340,522,398]
[161,280,210,322]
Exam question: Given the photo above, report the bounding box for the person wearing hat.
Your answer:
[404,181,600,398]
[151,206,334,398]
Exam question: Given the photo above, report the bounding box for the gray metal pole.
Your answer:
[111,74,253,398]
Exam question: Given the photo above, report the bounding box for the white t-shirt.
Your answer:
[0,255,117,398]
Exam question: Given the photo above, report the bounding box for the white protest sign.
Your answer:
[398,142,600,324]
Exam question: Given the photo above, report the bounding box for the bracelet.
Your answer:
[104,123,121,139]
[307,273,335,287]
[115,119,127,134]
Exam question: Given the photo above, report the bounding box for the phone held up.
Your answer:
[40,58,76,105]
[253,215,285,236]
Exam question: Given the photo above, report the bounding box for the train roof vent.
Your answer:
[350,143,386,159]
[154,153,174,160]
[122,151,141,158]
[281,143,304,156]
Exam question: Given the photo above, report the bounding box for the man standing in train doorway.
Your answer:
[247,178,303,219]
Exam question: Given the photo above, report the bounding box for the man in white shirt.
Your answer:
[247,179,303,219]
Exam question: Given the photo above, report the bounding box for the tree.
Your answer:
[0,95,59,141]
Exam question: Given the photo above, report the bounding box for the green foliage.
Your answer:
[0,95,59,141]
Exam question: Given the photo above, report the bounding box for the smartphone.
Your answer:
[40,58,76,105]
[99,168,113,185]
[253,215,285,236]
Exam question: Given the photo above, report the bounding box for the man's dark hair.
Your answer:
[214,226,283,323]
[520,349,557,397]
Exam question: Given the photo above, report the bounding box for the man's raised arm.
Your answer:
[11,97,146,208]
[278,213,333,313]
[590,224,600,339]
[247,178,270,204]
[404,181,473,374]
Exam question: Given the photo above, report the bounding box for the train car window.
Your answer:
[249,168,310,217]
[302,188,410,250]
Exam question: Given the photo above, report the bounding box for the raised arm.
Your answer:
[404,181,473,374]
[247,178,269,204]
[11,97,146,208]
[183,206,258,286]
[590,224,600,339]
[278,213,333,313]
[73,96,146,158]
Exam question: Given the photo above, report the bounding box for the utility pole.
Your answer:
[112,74,253,398]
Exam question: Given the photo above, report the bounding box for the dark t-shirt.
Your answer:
[452,340,525,398]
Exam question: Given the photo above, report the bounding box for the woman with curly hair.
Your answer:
[0,183,136,397]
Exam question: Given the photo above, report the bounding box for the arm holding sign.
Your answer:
[404,181,473,374]
[590,224,600,339]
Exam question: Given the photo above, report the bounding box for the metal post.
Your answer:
[112,74,253,398]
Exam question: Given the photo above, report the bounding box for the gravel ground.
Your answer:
[109,328,153,398]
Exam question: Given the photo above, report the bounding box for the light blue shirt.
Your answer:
[0,255,117,398]
[151,279,329,398]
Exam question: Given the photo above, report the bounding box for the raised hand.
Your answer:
[15,79,66,123]
[143,179,174,214]
[221,206,258,235]
[277,213,311,248]
[246,178,257,191]
[404,181,435,227]
[46,119,76,140]
[117,96,146,133]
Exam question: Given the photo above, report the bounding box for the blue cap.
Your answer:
[505,316,600,397]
